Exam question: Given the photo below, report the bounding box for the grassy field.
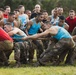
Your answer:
[0,66,76,75]
[0,52,76,75]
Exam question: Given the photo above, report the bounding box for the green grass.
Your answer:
[0,66,76,75]
[0,52,76,75]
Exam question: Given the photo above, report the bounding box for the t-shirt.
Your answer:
[0,28,13,41]
[19,14,28,30]
[66,16,76,33]
[30,13,37,19]
[50,15,59,25]
[3,14,8,18]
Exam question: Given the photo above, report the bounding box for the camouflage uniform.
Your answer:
[0,40,13,66]
[28,40,44,62]
[37,38,75,66]
[14,41,30,66]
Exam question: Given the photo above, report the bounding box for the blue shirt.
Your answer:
[3,18,14,27]
[53,26,72,40]
[19,14,27,30]
[28,20,41,35]
[12,34,25,42]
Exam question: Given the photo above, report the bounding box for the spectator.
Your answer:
[66,10,76,33]
[3,6,11,18]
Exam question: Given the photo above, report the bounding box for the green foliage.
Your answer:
[41,0,59,14]
[0,0,76,16]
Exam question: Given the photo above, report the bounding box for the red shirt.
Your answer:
[66,16,76,33]
[3,14,8,18]
[0,28,13,41]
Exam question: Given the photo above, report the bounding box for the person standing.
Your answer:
[66,10,76,33]
[25,13,44,62]
[3,6,11,18]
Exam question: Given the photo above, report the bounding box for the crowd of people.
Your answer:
[0,4,76,67]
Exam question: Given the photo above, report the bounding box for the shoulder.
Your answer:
[0,19,5,25]
[14,27,19,30]
[51,26,59,30]
[28,19,34,25]
[66,16,70,20]
[23,14,28,17]
[74,16,76,20]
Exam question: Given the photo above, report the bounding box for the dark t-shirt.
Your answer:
[30,13,37,19]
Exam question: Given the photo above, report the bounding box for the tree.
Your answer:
[0,0,76,16]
